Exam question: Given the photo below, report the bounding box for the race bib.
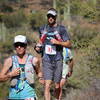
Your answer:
[45,45,56,55]
[25,97,35,100]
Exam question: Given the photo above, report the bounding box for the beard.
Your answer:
[48,20,56,26]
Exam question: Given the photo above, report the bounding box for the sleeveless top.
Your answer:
[8,54,37,99]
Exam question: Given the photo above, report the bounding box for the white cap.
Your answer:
[47,10,57,16]
[14,35,27,44]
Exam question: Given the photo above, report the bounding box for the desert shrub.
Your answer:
[0,36,13,54]
[29,11,46,30]
[70,0,100,22]
[71,26,98,49]
[9,25,38,45]
[0,14,3,22]
[0,81,9,98]
[1,10,27,28]
[0,4,13,13]
[79,1,98,22]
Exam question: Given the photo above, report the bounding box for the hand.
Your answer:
[9,68,20,77]
[35,46,41,51]
[38,77,45,85]
[68,71,73,77]
[50,39,59,45]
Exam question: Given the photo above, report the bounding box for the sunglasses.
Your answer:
[14,43,27,48]
[47,14,56,19]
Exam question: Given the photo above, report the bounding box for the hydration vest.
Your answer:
[40,25,63,44]
[40,25,63,56]
[10,54,35,87]
[63,48,73,62]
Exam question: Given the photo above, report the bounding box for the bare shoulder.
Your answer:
[32,56,40,62]
[1,56,12,75]
[32,56,40,66]
[4,56,12,68]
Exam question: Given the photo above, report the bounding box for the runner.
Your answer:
[35,8,71,100]
[59,48,74,100]
[0,35,43,100]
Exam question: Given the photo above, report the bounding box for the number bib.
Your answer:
[45,45,56,55]
[25,97,35,100]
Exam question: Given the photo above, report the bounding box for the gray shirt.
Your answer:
[39,24,70,61]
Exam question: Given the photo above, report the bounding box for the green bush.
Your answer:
[71,25,98,49]
[0,39,13,54]
[71,0,99,22]
[29,11,46,30]
[0,4,13,13]
[2,10,27,28]
[0,14,3,22]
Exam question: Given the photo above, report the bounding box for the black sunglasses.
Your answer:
[47,14,56,19]
[14,43,27,48]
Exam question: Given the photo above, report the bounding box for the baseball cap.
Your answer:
[47,9,57,16]
[14,35,27,44]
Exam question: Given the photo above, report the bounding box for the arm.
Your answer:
[50,39,71,48]
[32,57,43,78]
[0,57,20,82]
[32,57,44,84]
[51,26,72,48]
[0,72,11,82]
[67,59,74,77]
[68,49,74,73]
[34,26,44,54]
[69,59,74,72]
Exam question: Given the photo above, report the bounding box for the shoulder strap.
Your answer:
[42,24,48,35]
[25,54,35,68]
[12,55,19,68]
[44,24,48,32]
[54,25,63,41]
[26,54,33,63]
[54,24,60,34]
[65,48,69,57]
[56,24,60,33]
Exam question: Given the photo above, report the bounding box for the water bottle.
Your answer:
[20,68,25,81]
[10,79,18,87]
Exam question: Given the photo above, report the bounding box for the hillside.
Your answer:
[63,34,100,100]
[0,0,52,14]
[0,0,100,100]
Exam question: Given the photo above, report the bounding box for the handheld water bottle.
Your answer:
[20,67,25,81]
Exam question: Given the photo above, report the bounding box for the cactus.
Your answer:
[0,23,7,42]
[53,0,56,9]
